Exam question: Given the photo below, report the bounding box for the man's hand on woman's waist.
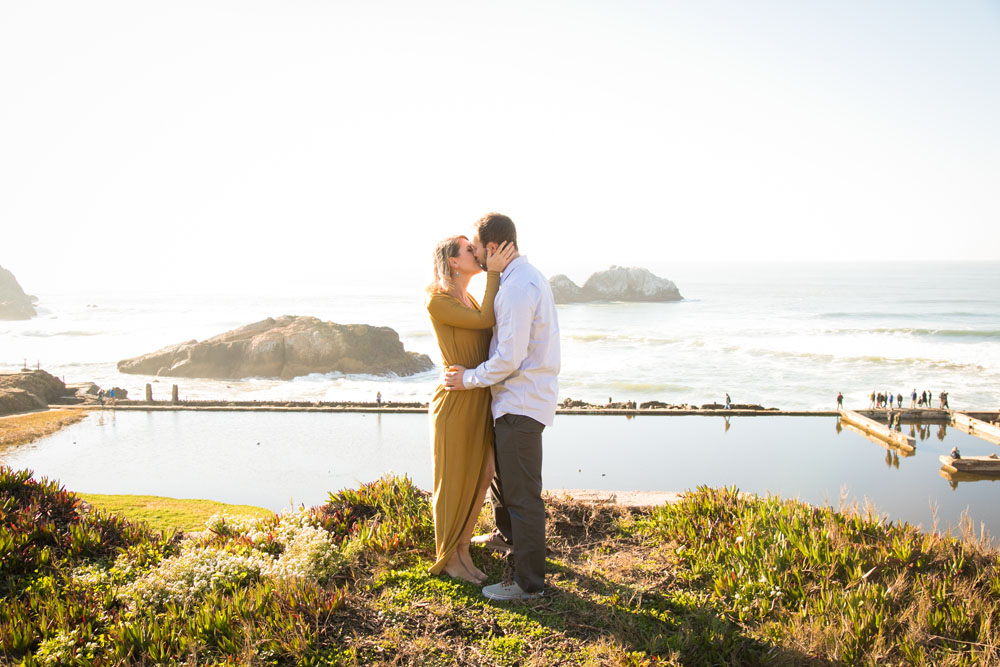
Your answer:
[443,365,467,391]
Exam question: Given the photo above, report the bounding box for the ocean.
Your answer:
[2,261,998,411]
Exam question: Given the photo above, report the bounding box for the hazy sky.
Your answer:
[3,1,998,292]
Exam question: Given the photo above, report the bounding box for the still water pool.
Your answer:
[3,411,997,540]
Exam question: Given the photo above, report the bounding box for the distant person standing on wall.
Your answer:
[897,393,903,409]
[870,391,876,409]
[911,389,917,408]
[725,393,731,410]
[837,392,843,409]
[376,391,382,408]
[888,393,894,409]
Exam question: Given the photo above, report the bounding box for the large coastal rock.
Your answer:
[550,267,682,304]
[117,316,435,380]
[548,274,588,303]
[0,265,37,320]
[0,370,67,416]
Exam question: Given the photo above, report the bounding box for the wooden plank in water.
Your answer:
[950,412,1000,446]
[839,410,916,449]
[842,422,915,455]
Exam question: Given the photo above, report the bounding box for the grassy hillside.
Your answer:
[2,466,998,665]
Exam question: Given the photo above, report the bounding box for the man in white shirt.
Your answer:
[444,212,560,601]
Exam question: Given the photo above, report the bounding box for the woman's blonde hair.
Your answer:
[426,235,466,296]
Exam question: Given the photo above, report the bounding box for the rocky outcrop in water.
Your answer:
[117,316,435,380]
[549,275,588,303]
[549,266,682,304]
[0,370,67,416]
[0,265,37,320]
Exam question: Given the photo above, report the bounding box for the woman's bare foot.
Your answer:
[440,554,481,584]
[458,548,487,584]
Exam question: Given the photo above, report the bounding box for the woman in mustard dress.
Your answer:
[426,235,515,583]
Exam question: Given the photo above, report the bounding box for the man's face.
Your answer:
[471,235,489,271]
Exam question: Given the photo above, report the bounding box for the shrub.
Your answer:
[320,474,433,552]
[0,466,173,597]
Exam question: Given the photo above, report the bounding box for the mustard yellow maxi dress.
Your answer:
[426,270,500,575]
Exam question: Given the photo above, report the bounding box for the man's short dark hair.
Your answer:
[474,212,517,250]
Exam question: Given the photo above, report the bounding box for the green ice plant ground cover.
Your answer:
[2,465,1000,666]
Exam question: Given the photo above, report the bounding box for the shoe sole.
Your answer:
[483,590,543,602]
[471,537,513,553]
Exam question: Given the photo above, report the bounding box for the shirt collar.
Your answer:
[500,255,527,284]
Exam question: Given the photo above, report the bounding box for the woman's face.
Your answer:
[450,236,483,278]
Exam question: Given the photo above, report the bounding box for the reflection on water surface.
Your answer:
[3,411,998,540]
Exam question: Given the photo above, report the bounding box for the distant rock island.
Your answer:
[117,316,434,380]
[549,266,682,304]
[0,265,37,320]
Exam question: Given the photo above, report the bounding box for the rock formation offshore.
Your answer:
[549,266,682,304]
[118,316,434,380]
[0,265,37,320]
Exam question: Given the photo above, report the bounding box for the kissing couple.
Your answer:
[425,213,561,602]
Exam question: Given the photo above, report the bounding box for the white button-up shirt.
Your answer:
[462,256,561,426]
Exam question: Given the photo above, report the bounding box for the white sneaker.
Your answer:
[482,580,543,602]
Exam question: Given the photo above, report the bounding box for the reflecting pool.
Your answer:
[3,411,997,539]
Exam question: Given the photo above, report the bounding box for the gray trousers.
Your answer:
[489,413,546,593]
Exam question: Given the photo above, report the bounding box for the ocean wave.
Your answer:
[825,327,999,340]
[850,355,995,372]
[817,310,998,322]
[18,330,103,338]
[566,333,623,343]
[742,347,995,373]
[565,332,679,345]
[560,378,693,394]
[599,381,693,393]
[243,369,440,384]
[817,312,906,320]
[885,328,999,339]
[45,361,112,369]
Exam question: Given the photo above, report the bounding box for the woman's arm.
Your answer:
[427,271,501,329]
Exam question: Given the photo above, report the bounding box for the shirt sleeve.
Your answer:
[426,271,500,330]
[463,282,534,388]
